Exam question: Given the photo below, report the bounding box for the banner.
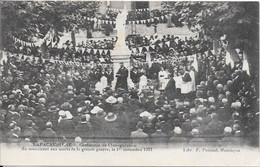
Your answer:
[10,28,54,47]
[165,41,170,47]
[104,6,160,12]
[242,51,250,75]
[225,51,234,68]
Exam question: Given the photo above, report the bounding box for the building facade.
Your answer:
[100,1,162,11]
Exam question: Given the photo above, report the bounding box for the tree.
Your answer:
[162,2,259,86]
[1,1,101,43]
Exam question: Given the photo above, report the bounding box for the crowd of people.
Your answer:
[1,28,259,146]
[85,38,115,50]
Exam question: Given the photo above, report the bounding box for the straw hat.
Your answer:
[104,112,117,122]
[105,96,117,104]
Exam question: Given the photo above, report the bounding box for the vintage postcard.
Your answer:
[0,0,259,166]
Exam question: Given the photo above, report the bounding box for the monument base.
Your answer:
[111,49,134,90]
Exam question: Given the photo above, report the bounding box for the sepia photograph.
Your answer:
[0,0,259,166]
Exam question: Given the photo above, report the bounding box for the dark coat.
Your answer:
[130,129,149,143]
[75,122,94,139]
[22,127,39,142]
[41,128,58,142]
[115,66,128,91]
[130,71,141,84]
[103,120,125,139]
[90,115,106,138]
[164,77,176,100]
[58,119,75,139]
[150,130,168,143]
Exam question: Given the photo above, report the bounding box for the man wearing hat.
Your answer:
[73,107,86,126]
[60,102,73,115]
[115,62,128,91]
[103,112,122,139]
[75,115,94,141]
[105,96,117,113]
[58,111,75,141]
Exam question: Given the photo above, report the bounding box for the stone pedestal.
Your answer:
[110,4,134,90]
[110,47,132,90]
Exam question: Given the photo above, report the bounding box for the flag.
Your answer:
[81,48,85,53]
[210,50,215,55]
[225,51,234,68]
[204,51,209,57]
[192,54,198,71]
[132,48,137,53]
[235,48,240,54]
[166,41,170,47]
[242,51,250,75]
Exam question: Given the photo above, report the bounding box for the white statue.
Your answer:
[115,5,128,49]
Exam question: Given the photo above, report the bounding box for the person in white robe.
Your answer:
[95,81,103,94]
[158,67,167,93]
[100,76,108,91]
[139,75,148,93]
